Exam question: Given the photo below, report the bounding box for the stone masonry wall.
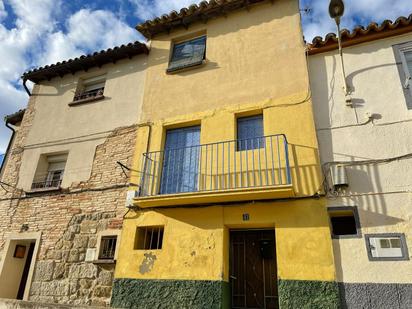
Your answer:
[0,87,138,306]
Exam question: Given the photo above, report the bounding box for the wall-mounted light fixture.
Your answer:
[329,0,353,106]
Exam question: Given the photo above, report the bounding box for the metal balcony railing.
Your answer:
[139,134,291,197]
[73,87,104,102]
[31,179,62,190]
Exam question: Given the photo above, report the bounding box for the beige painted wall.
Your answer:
[309,33,412,283]
[18,56,147,191]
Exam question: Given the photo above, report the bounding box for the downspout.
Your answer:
[136,122,153,196]
[22,78,32,96]
[0,120,16,177]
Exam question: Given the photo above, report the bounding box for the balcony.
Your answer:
[30,179,62,192]
[135,134,293,207]
[69,87,105,106]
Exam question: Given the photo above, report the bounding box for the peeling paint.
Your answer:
[139,253,157,274]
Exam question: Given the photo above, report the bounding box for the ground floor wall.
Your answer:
[327,190,412,308]
[113,198,340,308]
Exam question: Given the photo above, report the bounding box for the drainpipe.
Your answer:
[22,78,32,96]
[0,120,16,177]
[136,122,153,195]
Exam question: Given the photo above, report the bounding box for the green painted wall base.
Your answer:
[111,278,230,309]
[278,279,341,309]
[112,278,340,308]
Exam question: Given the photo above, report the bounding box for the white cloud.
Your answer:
[0,3,139,152]
[301,0,412,42]
[0,1,7,21]
[37,10,138,66]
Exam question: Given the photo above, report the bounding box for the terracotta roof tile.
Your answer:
[22,41,149,83]
[136,0,271,38]
[308,14,412,55]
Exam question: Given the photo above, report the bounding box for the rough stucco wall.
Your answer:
[116,200,336,284]
[309,31,412,287]
[141,0,307,123]
[338,283,412,309]
[111,279,229,309]
[17,56,146,191]
[0,123,137,306]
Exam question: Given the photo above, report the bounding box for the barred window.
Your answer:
[98,236,117,260]
[237,115,264,151]
[167,36,206,73]
[135,226,164,250]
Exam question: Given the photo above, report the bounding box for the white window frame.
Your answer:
[365,233,409,261]
[398,45,412,91]
[93,230,121,262]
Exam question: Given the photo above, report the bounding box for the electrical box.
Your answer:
[259,239,274,259]
[125,190,138,208]
[330,165,349,189]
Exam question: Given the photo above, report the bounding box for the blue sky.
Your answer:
[1,0,412,154]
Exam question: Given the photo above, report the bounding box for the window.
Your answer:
[31,154,67,190]
[328,207,361,238]
[393,42,412,109]
[365,234,409,261]
[73,74,106,103]
[98,236,117,260]
[237,115,264,151]
[135,226,164,250]
[167,35,206,73]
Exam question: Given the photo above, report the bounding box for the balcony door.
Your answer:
[160,126,200,194]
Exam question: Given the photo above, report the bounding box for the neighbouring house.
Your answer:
[112,0,340,308]
[0,42,148,306]
[308,15,412,308]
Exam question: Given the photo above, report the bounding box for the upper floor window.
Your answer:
[237,115,264,151]
[73,74,106,103]
[31,154,67,190]
[167,35,206,73]
[394,42,412,109]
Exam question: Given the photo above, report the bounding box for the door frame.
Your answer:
[0,232,41,300]
[228,228,278,309]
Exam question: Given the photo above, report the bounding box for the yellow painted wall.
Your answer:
[122,0,331,284]
[130,0,322,197]
[115,198,336,282]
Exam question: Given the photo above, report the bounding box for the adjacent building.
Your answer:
[112,0,340,308]
[0,42,148,305]
[308,15,412,308]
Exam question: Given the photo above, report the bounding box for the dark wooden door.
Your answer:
[230,230,278,309]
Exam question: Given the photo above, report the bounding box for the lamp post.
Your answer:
[329,0,352,105]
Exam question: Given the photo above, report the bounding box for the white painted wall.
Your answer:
[309,33,412,284]
[18,56,147,191]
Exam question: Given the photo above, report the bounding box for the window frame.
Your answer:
[236,114,264,151]
[134,226,165,250]
[365,233,409,261]
[167,35,207,73]
[71,74,106,105]
[393,41,412,109]
[328,206,362,239]
[94,230,120,262]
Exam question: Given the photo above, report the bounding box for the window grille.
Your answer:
[98,236,117,260]
[135,226,164,250]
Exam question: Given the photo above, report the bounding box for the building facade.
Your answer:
[308,16,412,308]
[112,1,340,308]
[0,42,148,305]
